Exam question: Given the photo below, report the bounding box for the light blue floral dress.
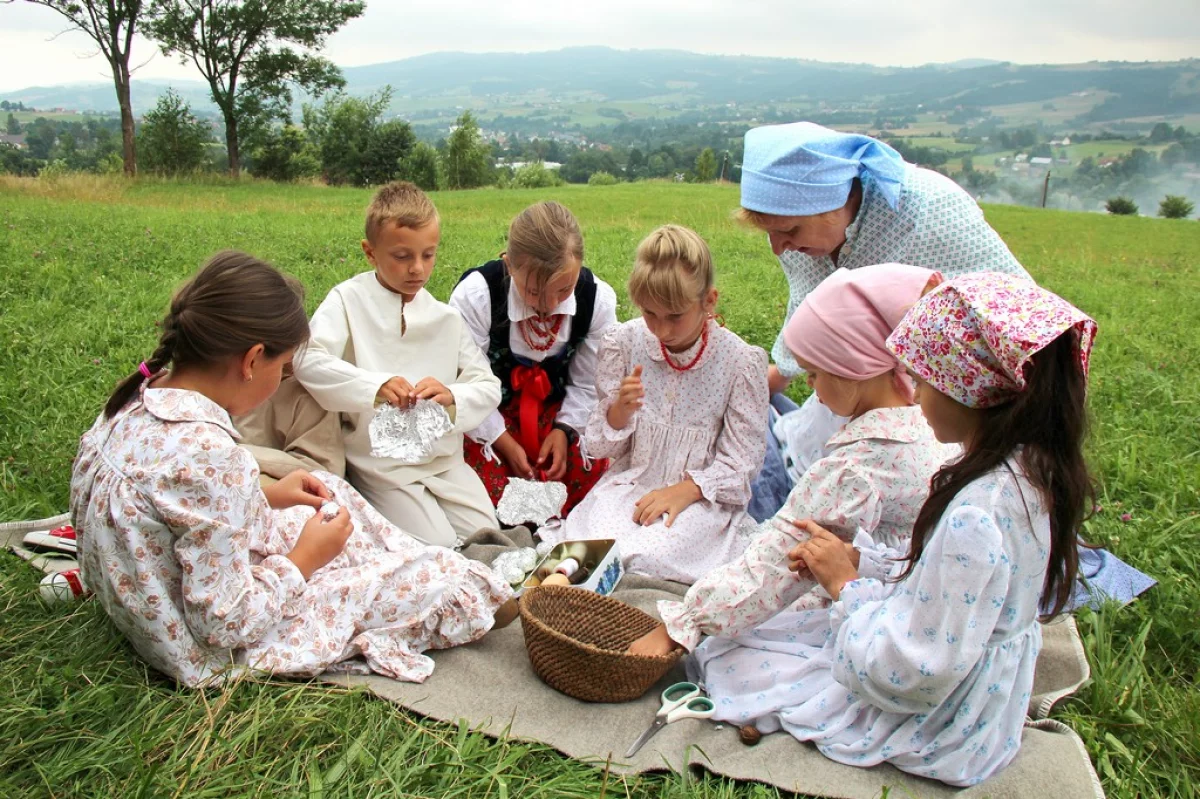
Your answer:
[771,165,1032,377]
[688,461,1049,787]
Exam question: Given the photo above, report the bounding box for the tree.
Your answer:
[303,89,389,186]
[441,112,492,190]
[361,120,416,186]
[694,147,717,182]
[1158,195,1195,219]
[148,0,365,177]
[5,113,20,135]
[1105,197,1138,215]
[1160,142,1187,168]
[249,124,319,182]
[24,1,144,175]
[398,142,440,191]
[1148,122,1174,144]
[137,88,211,174]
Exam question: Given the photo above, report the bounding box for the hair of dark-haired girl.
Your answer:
[899,332,1094,618]
[104,251,310,419]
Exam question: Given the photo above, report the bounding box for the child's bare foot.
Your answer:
[492,598,520,630]
[628,623,681,657]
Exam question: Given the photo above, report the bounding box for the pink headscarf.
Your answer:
[783,263,938,402]
[886,272,1098,409]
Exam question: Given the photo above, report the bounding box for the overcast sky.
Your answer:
[1,0,1197,93]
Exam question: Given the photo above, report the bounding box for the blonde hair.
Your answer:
[506,201,584,291]
[365,181,439,242]
[627,224,714,312]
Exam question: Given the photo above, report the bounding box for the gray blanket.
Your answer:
[320,527,1104,799]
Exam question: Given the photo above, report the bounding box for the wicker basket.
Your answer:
[518,585,682,703]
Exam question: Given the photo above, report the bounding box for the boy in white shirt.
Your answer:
[293,182,502,546]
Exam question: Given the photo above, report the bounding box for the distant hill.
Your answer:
[3,47,1197,131]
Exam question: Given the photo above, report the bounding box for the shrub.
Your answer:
[1105,197,1139,215]
[1158,195,1195,219]
[510,161,564,189]
[587,171,618,186]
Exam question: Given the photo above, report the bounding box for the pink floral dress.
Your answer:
[542,319,769,584]
[70,387,512,688]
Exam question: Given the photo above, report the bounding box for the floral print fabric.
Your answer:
[71,387,512,688]
[689,462,1051,787]
[541,319,769,584]
[886,272,1098,408]
[771,166,1032,377]
[658,405,957,650]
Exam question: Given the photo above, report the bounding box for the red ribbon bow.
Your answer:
[511,364,552,461]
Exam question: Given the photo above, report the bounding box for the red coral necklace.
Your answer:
[660,322,710,372]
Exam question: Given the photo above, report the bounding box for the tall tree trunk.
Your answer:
[112,63,136,176]
[224,110,240,178]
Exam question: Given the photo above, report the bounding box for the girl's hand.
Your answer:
[607,365,644,430]
[785,519,860,573]
[633,477,702,527]
[287,507,353,580]
[377,376,416,408]
[628,623,682,657]
[537,428,569,481]
[787,520,859,600]
[264,469,331,510]
[767,363,792,396]
[414,376,454,406]
[494,431,535,480]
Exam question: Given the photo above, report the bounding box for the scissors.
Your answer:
[624,681,716,758]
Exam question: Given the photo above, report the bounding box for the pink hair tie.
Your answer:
[138,362,153,380]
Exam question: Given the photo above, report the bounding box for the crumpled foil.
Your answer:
[369,400,454,463]
[491,547,540,586]
[496,478,568,527]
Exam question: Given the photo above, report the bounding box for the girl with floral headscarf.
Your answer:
[636,272,1098,787]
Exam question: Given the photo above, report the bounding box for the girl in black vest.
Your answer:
[449,202,618,514]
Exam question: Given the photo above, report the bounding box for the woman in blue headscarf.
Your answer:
[741,122,1031,520]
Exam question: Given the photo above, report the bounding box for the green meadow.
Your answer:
[0,176,1197,798]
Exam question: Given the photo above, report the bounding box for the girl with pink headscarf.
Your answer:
[637,271,1099,787]
[631,262,955,644]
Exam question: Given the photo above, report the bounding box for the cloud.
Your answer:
[0,0,1196,93]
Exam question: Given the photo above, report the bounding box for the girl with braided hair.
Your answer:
[72,251,515,688]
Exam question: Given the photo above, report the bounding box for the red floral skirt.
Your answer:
[463,399,608,515]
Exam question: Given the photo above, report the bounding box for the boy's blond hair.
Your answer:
[627,224,714,312]
[365,181,439,242]
[507,201,584,292]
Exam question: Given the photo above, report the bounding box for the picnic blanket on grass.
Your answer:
[4,517,1103,798]
[321,527,1103,799]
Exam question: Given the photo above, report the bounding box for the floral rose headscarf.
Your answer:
[886,272,1097,409]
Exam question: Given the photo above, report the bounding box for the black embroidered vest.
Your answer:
[455,259,597,408]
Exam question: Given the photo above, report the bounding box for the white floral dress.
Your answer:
[541,319,769,584]
[684,463,1050,787]
[659,405,958,649]
[71,387,512,688]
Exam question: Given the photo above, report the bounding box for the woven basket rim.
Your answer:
[519,585,681,665]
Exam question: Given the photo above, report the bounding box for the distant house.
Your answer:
[1014,153,1028,163]
[0,133,25,149]
[1030,157,1053,166]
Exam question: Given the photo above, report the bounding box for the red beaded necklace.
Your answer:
[660,321,710,372]
[518,314,564,352]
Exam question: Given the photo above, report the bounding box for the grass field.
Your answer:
[1,176,1198,798]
